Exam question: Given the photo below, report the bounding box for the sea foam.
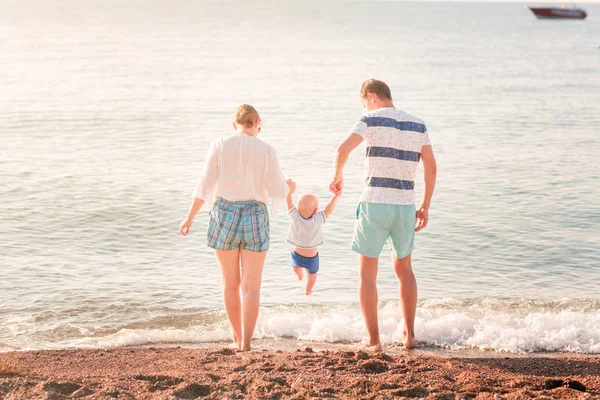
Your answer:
[54,298,600,353]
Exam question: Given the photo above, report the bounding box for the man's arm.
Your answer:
[415,145,437,232]
[285,179,296,210]
[323,193,340,219]
[330,133,364,195]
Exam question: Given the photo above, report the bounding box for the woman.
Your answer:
[179,104,288,351]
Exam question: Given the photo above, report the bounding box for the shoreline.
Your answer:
[1,345,598,399]
[3,337,599,359]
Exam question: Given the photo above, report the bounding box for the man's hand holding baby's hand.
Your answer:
[286,179,296,195]
[329,173,343,196]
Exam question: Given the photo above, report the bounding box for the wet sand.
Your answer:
[1,346,599,399]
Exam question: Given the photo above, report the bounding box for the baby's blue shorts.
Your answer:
[290,251,319,274]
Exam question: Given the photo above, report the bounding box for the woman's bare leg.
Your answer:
[215,249,242,350]
[239,249,267,351]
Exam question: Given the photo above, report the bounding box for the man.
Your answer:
[330,79,437,350]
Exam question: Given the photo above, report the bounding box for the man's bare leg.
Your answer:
[305,273,317,295]
[293,267,303,280]
[359,255,382,352]
[393,253,417,349]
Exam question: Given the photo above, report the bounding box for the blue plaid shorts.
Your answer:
[207,198,270,252]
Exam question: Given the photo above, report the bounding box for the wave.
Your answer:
[20,298,598,354]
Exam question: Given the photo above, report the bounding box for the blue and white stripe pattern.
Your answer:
[350,108,431,205]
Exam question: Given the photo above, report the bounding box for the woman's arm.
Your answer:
[180,142,218,236]
[191,141,219,202]
[265,150,289,215]
[179,197,205,236]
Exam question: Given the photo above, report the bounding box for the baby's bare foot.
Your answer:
[305,273,317,296]
[293,267,303,281]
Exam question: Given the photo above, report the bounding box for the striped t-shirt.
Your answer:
[350,107,431,205]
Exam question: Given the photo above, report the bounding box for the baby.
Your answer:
[285,179,339,295]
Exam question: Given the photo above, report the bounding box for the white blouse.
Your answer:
[192,133,288,214]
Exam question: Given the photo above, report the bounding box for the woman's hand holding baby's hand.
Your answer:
[286,179,296,194]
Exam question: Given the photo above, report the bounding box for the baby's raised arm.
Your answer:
[286,179,296,210]
[324,192,340,218]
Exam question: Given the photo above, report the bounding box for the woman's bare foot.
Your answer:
[228,341,242,350]
[368,342,383,352]
[231,334,242,350]
[240,344,252,352]
[356,340,382,352]
[293,267,303,281]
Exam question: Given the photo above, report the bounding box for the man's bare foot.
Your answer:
[403,330,415,349]
[293,267,303,281]
[305,288,312,295]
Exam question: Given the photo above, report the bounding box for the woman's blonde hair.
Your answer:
[234,104,260,128]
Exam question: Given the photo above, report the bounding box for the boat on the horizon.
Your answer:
[529,5,587,19]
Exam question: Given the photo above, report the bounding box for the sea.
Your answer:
[1,0,599,354]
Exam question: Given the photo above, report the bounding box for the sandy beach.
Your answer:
[0,346,598,399]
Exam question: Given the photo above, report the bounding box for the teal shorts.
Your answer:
[352,202,416,259]
[207,198,270,252]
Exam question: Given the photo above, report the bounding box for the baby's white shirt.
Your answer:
[286,207,326,249]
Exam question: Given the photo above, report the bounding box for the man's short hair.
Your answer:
[360,79,392,101]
